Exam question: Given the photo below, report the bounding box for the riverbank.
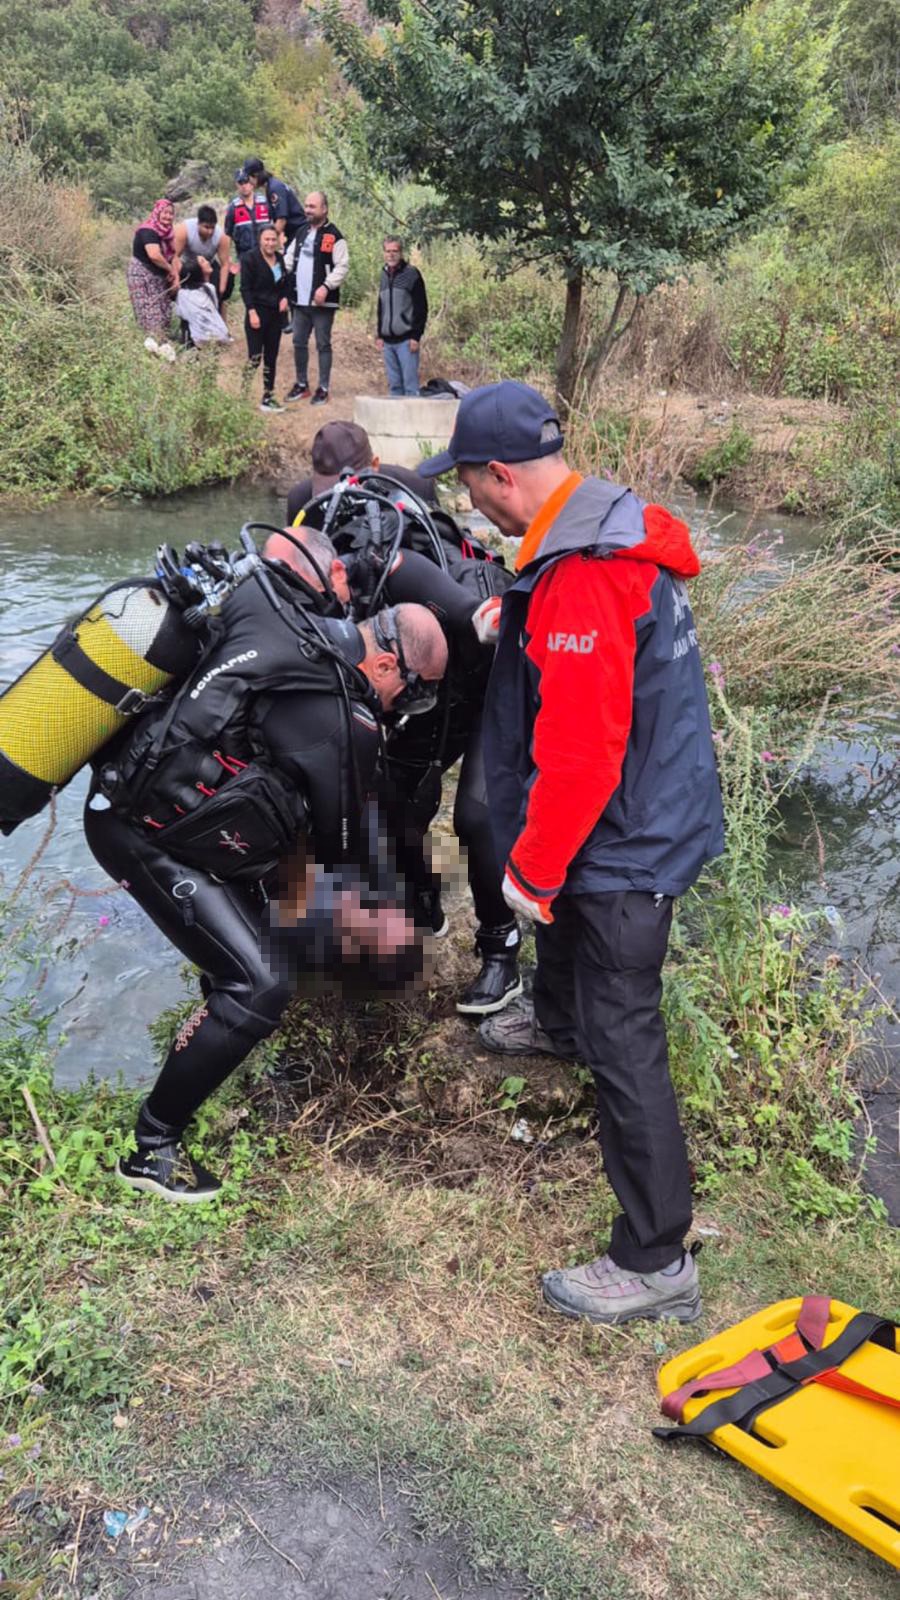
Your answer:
[2,980,898,1599]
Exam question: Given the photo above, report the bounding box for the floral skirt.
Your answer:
[127,256,173,335]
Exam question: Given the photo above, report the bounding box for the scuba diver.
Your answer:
[84,563,447,1202]
[282,479,521,1017]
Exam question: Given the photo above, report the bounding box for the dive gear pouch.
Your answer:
[143,762,307,880]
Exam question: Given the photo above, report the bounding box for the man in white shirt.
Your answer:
[284,191,350,407]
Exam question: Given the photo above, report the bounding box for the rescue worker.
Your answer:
[418,381,725,1325]
[86,583,447,1203]
[283,509,523,1016]
[224,169,274,266]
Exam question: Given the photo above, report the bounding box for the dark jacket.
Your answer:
[265,177,304,241]
[240,248,288,315]
[377,261,428,343]
[484,475,725,901]
[285,220,348,308]
[224,189,274,260]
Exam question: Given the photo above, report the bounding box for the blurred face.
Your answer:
[259,226,278,254]
[304,192,328,226]
[158,202,174,230]
[238,178,255,200]
[383,240,402,269]
[198,221,216,242]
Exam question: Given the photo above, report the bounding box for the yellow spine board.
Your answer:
[0,606,172,785]
[658,1297,900,1568]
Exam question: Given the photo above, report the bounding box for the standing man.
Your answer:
[376,236,428,397]
[224,170,274,268]
[418,381,725,1327]
[284,191,349,407]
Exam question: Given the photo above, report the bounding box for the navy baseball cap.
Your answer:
[418,381,563,477]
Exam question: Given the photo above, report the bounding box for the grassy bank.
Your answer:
[1,982,898,1598]
[3,525,899,1594]
[0,143,263,501]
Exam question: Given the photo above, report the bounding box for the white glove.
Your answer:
[502,870,554,925]
[471,595,503,646]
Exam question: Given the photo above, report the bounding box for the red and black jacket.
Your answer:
[483,475,725,904]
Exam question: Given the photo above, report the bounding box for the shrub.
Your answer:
[692,421,755,485]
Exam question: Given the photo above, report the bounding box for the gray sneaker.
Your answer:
[542,1250,701,1325]
[478,996,575,1058]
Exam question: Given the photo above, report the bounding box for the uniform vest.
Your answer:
[228,190,273,258]
[287,221,345,306]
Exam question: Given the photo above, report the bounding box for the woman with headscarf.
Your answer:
[127,198,179,338]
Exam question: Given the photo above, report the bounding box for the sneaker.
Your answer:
[117,1141,221,1204]
[541,1249,702,1326]
[457,923,522,1016]
[478,996,576,1057]
[310,386,329,406]
[415,887,448,938]
[285,382,310,403]
[259,394,285,413]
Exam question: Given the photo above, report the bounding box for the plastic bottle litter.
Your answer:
[823,905,845,941]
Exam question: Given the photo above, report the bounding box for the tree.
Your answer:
[322,0,828,405]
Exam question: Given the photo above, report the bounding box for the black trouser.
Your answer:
[292,305,335,390]
[386,713,509,931]
[84,803,291,1134]
[533,890,692,1272]
[245,306,283,397]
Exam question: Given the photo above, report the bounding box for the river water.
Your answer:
[1,487,898,1169]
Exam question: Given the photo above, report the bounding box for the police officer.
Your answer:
[279,515,522,1016]
[86,577,447,1204]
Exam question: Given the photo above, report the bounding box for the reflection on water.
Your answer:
[0,485,281,1086]
[1,486,897,1096]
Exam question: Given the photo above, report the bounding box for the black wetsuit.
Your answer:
[85,604,380,1135]
[350,546,511,931]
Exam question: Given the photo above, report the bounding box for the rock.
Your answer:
[165,160,214,203]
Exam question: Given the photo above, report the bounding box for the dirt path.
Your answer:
[105,1476,527,1599]
[220,314,390,496]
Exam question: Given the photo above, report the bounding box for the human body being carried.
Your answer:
[418,381,726,1326]
[291,468,523,1015]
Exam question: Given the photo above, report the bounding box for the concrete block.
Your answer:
[353,394,458,471]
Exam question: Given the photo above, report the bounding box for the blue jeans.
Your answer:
[383,340,420,396]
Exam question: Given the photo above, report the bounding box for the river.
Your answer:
[1,486,897,1211]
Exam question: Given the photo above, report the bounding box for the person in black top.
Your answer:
[86,591,448,1203]
[285,421,437,523]
[240,225,289,413]
[127,198,179,337]
[376,236,428,396]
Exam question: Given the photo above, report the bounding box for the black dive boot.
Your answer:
[117,1102,221,1203]
[456,923,523,1016]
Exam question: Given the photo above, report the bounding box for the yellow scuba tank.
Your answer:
[0,580,199,835]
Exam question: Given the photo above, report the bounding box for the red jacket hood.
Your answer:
[525,475,701,580]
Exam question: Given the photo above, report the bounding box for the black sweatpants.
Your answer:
[245,306,283,397]
[85,803,291,1133]
[533,890,692,1272]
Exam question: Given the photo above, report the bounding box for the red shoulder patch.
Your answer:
[321,233,336,252]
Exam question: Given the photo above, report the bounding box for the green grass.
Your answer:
[1,1028,898,1598]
